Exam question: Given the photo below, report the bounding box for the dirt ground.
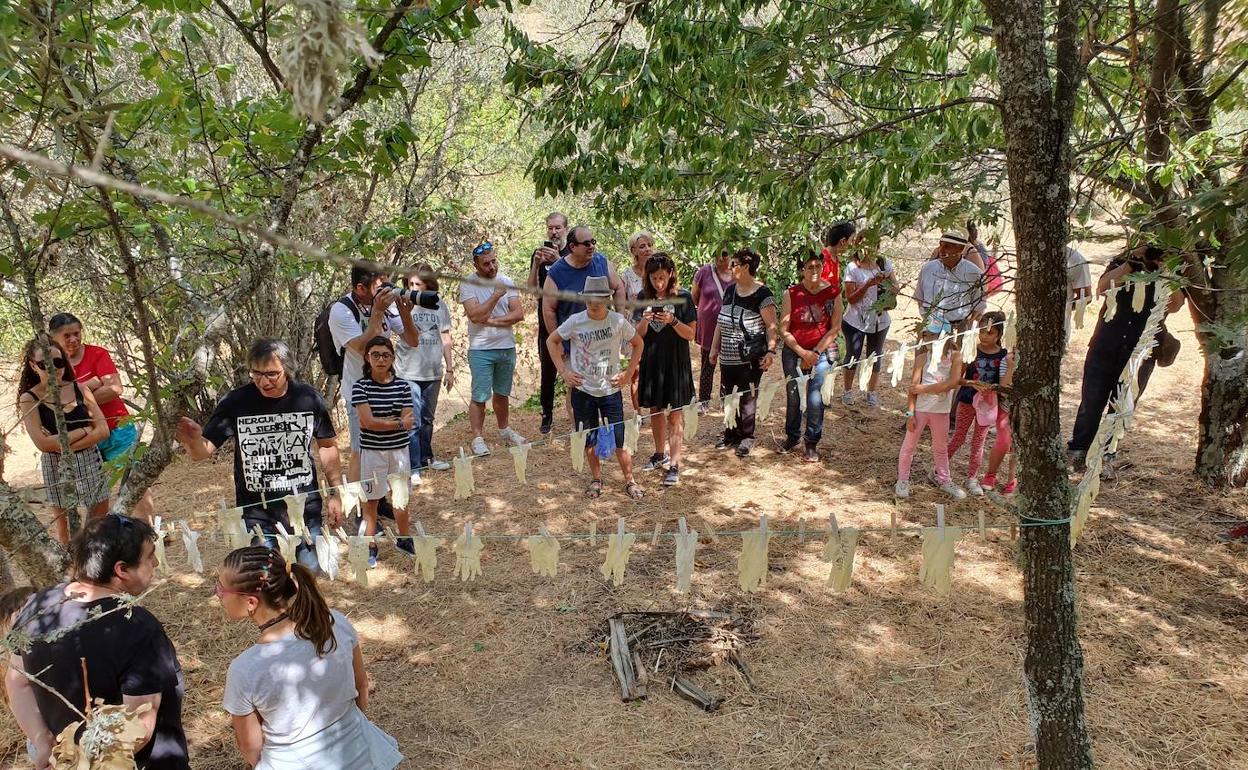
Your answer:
[3,242,1247,769]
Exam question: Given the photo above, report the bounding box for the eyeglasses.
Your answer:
[573,238,597,248]
[33,358,67,371]
[472,241,493,257]
[249,369,284,381]
[729,261,743,268]
[213,583,257,600]
[367,351,394,360]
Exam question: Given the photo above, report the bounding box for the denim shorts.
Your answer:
[468,348,517,403]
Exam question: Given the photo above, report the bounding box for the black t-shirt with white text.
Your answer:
[15,585,190,770]
[202,380,336,528]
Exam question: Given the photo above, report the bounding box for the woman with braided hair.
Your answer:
[217,546,402,769]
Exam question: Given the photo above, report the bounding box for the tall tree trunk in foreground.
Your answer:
[983,0,1096,765]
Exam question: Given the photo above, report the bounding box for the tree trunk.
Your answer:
[0,481,69,586]
[984,0,1095,765]
[1193,252,1248,486]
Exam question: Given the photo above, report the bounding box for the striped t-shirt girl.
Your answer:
[350,377,412,450]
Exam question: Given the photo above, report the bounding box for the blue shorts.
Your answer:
[570,390,626,450]
[468,348,517,403]
[98,421,139,463]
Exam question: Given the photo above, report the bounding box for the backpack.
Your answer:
[314,296,360,378]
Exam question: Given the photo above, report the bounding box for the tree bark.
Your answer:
[0,481,69,586]
[983,0,1095,764]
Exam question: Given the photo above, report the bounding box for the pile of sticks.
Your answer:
[603,609,759,711]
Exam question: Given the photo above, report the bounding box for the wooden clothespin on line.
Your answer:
[651,521,662,546]
[935,504,946,533]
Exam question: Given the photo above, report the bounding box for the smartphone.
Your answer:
[543,240,555,250]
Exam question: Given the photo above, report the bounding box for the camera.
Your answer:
[380,283,440,309]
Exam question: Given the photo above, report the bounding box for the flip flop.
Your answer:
[585,480,603,499]
[624,481,645,500]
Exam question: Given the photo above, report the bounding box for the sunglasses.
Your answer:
[472,241,493,257]
[573,238,597,248]
[33,358,67,371]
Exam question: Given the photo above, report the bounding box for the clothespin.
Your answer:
[705,521,719,542]
[616,517,626,539]
[936,504,946,532]
[678,517,689,537]
[977,509,986,540]
[465,519,474,542]
[415,521,426,537]
[651,521,662,546]
[797,517,806,543]
[539,522,551,541]
[251,523,264,541]
[589,520,597,545]
[1009,519,1018,541]
[335,526,350,541]
[890,507,897,538]
[759,514,768,538]
[829,514,840,536]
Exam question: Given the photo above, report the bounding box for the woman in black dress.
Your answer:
[634,253,696,486]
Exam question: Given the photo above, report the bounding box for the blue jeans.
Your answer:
[406,380,439,470]
[782,347,834,446]
[570,389,626,449]
[245,509,324,573]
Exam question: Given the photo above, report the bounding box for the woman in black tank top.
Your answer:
[17,337,111,543]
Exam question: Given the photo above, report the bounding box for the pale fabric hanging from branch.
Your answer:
[960,322,978,361]
[1102,283,1119,322]
[179,522,203,574]
[570,427,588,473]
[1002,312,1017,349]
[1070,473,1100,547]
[889,347,906,387]
[340,481,363,520]
[453,531,484,582]
[1131,279,1147,312]
[822,528,860,593]
[820,366,835,404]
[509,444,530,485]
[683,401,700,438]
[737,518,770,593]
[756,380,780,421]
[624,415,641,455]
[284,493,308,537]
[317,533,340,581]
[453,453,475,499]
[527,533,560,578]
[346,535,371,587]
[274,523,299,565]
[275,0,384,123]
[389,472,411,510]
[152,517,167,572]
[600,529,636,587]
[722,389,742,431]
[673,519,698,593]
[795,373,809,411]
[918,527,963,595]
[412,536,440,582]
[1073,296,1090,329]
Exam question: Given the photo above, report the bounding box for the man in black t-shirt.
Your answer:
[1067,245,1186,471]
[527,211,571,434]
[7,516,190,770]
[175,338,343,569]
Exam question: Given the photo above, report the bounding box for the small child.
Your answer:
[351,335,416,566]
[896,319,965,500]
[548,275,645,500]
[946,311,1015,495]
[981,355,1018,495]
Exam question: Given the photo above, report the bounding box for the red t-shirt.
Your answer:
[787,283,840,350]
[75,345,129,429]
[819,247,841,289]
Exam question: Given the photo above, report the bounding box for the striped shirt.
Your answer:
[350,377,412,450]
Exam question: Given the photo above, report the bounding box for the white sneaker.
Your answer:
[410,471,422,486]
[430,459,451,471]
[965,478,984,496]
[841,390,856,406]
[498,427,527,447]
[894,480,910,498]
[940,481,967,500]
[865,392,879,409]
[471,437,490,456]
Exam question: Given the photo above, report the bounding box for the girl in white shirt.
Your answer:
[895,323,965,501]
[217,546,402,770]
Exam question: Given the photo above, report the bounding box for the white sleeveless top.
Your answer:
[916,351,955,413]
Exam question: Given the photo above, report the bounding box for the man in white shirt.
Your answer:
[328,264,418,484]
[915,233,987,329]
[459,242,527,455]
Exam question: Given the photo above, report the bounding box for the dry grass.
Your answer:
[3,247,1247,769]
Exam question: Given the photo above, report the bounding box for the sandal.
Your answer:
[585,480,603,499]
[624,481,645,500]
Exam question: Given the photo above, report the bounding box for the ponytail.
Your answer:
[286,562,336,655]
[223,546,337,656]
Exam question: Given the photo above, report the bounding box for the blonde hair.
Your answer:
[628,231,655,252]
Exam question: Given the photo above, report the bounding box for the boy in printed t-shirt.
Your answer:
[547,275,645,500]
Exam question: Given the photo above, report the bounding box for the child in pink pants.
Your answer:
[947,312,1015,495]
[896,323,965,500]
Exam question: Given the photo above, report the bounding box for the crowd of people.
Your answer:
[5,214,1201,769]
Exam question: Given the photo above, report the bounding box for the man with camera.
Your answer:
[1067,244,1185,474]
[528,212,571,434]
[328,264,420,485]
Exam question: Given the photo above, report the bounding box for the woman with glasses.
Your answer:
[634,253,697,485]
[216,545,402,770]
[350,336,416,567]
[709,249,778,457]
[16,337,111,543]
[778,249,842,462]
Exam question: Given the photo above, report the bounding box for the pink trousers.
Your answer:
[947,402,1013,479]
[898,410,950,484]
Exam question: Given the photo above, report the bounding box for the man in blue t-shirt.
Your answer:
[541,225,626,333]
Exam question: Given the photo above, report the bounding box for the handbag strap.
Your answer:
[710,266,726,300]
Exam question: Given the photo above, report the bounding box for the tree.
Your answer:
[506,0,1099,763]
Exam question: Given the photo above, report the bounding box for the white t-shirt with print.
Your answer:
[459,274,518,351]
[843,258,894,333]
[556,310,636,398]
[223,609,359,746]
[328,298,406,396]
[395,300,452,381]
